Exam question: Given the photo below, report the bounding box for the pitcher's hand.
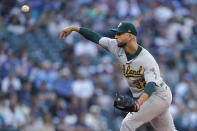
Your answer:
[59,26,79,40]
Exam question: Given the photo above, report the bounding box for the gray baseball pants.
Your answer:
[120,86,177,131]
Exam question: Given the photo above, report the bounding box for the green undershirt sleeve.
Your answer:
[144,82,156,96]
[79,27,102,44]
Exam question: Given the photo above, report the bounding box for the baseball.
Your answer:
[21,5,30,13]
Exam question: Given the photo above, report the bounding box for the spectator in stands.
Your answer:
[74,112,92,131]
[85,105,107,131]
[1,70,21,94]
[74,39,98,57]
[0,50,19,79]
[54,67,73,100]
[0,38,8,65]
[36,113,54,131]
[22,113,39,131]
[35,60,57,89]
[7,14,25,35]
[3,102,26,129]
[72,70,94,100]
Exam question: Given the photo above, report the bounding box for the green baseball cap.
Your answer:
[111,21,137,36]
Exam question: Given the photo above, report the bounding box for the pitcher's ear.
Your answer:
[128,34,135,40]
[130,34,137,40]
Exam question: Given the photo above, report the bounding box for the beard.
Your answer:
[117,42,126,47]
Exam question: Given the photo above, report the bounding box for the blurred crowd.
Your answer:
[0,0,197,131]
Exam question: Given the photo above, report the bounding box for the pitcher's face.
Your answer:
[115,32,132,47]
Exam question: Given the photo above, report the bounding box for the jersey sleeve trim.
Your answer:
[144,82,156,96]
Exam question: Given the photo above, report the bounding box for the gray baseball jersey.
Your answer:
[99,37,163,98]
[99,37,177,131]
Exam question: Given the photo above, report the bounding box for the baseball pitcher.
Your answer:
[59,21,177,131]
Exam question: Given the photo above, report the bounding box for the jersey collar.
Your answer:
[125,45,142,61]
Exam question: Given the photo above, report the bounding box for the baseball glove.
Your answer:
[113,94,140,112]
